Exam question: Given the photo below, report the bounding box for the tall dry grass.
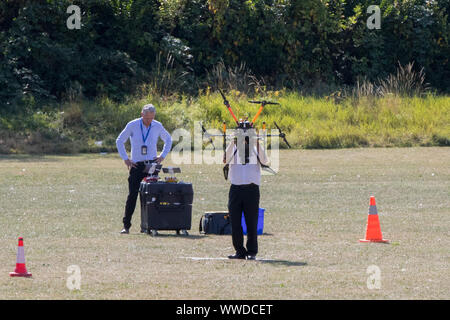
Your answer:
[1,62,448,154]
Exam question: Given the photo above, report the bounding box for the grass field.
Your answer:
[0,148,449,299]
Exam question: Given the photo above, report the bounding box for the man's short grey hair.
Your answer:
[142,104,156,114]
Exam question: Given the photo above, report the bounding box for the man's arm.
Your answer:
[156,126,172,163]
[116,122,135,169]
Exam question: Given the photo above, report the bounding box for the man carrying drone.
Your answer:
[202,89,290,260]
[224,122,269,260]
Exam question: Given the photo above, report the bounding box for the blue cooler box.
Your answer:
[241,208,265,235]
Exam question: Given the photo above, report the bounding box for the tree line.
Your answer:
[1,0,449,113]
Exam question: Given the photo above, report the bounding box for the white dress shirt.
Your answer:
[116,118,172,162]
[225,141,269,186]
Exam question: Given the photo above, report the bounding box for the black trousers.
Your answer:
[123,162,153,229]
[228,183,260,256]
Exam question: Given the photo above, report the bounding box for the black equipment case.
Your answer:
[199,212,232,235]
[139,181,194,235]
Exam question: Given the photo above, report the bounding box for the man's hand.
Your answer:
[155,156,165,164]
[124,159,137,170]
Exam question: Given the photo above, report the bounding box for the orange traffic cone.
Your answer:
[359,197,389,243]
[10,237,32,277]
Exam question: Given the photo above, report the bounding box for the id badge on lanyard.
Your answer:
[140,119,151,156]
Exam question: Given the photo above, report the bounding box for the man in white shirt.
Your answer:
[116,104,172,234]
[224,130,269,260]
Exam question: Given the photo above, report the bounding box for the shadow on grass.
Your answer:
[181,256,307,267]
[0,154,61,162]
[143,232,205,240]
[131,224,279,240]
[257,259,307,267]
[0,153,114,162]
[0,154,95,162]
[189,233,274,238]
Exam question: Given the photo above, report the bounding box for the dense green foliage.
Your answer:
[1,1,449,153]
[1,0,449,111]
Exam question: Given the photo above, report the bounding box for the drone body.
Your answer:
[201,89,291,151]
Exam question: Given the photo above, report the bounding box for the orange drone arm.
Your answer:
[226,105,239,125]
[219,88,240,126]
[251,104,264,126]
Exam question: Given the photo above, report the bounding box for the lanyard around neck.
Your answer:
[140,119,152,143]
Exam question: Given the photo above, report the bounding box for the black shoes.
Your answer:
[228,253,257,260]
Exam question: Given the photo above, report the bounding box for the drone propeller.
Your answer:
[274,121,291,148]
[248,100,279,126]
[248,100,280,106]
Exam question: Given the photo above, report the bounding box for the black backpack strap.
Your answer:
[219,216,225,235]
[219,213,230,234]
[256,154,276,174]
[224,213,232,234]
[199,215,204,233]
[223,148,237,180]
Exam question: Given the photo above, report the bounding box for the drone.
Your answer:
[201,88,291,151]
[201,89,291,177]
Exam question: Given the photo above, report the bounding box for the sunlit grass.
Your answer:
[0,148,449,299]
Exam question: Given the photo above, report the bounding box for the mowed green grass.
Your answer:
[0,148,449,299]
